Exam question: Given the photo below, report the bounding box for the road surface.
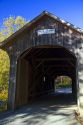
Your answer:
[0,90,80,125]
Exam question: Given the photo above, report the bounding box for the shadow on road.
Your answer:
[0,93,79,125]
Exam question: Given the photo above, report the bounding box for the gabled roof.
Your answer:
[0,11,83,49]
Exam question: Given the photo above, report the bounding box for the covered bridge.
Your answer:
[0,11,83,115]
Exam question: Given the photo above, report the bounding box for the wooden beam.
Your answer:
[32,49,43,57]
[35,61,44,70]
[26,49,42,59]
[20,48,32,59]
[43,67,52,75]
[45,67,73,74]
[35,49,48,57]
[67,60,75,68]
[47,70,73,76]
[44,65,71,68]
[36,58,74,61]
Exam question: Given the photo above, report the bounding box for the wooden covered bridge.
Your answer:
[0,11,83,115]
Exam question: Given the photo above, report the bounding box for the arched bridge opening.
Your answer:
[54,76,73,94]
[15,45,77,108]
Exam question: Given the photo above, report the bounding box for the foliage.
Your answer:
[0,90,8,112]
[55,76,72,88]
[0,90,8,101]
[0,32,5,42]
[0,50,10,91]
[0,16,27,41]
[0,16,27,107]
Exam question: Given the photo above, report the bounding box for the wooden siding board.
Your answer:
[4,14,83,110]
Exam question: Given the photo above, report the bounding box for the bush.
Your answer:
[56,82,71,88]
[0,90,8,112]
[0,90,8,101]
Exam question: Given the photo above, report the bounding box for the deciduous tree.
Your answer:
[0,16,27,93]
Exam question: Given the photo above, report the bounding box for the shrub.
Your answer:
[0,90,8,112]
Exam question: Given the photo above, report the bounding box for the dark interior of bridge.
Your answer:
[15,45,77,108]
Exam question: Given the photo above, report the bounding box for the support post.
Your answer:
[8,56,17,110]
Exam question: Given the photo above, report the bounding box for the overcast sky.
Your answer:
[0,0,83,29]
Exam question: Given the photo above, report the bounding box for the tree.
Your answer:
[0,16,27,41]
[0,16,27,93]
[0,32,4,42]
[0,50,9,91]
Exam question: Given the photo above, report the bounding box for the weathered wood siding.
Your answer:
[4,15,83,110]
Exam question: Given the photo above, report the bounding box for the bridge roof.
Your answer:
[0,11,83,49]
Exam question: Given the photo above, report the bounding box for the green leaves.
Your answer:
[15,16,27,30]
[0,15,27,100]
[0,50,10,90]
[0,16,27,42]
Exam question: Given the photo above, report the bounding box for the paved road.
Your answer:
[55,88,72,94]
[0,93,80,125]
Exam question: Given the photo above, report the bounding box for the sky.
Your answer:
[0,0,83,29]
